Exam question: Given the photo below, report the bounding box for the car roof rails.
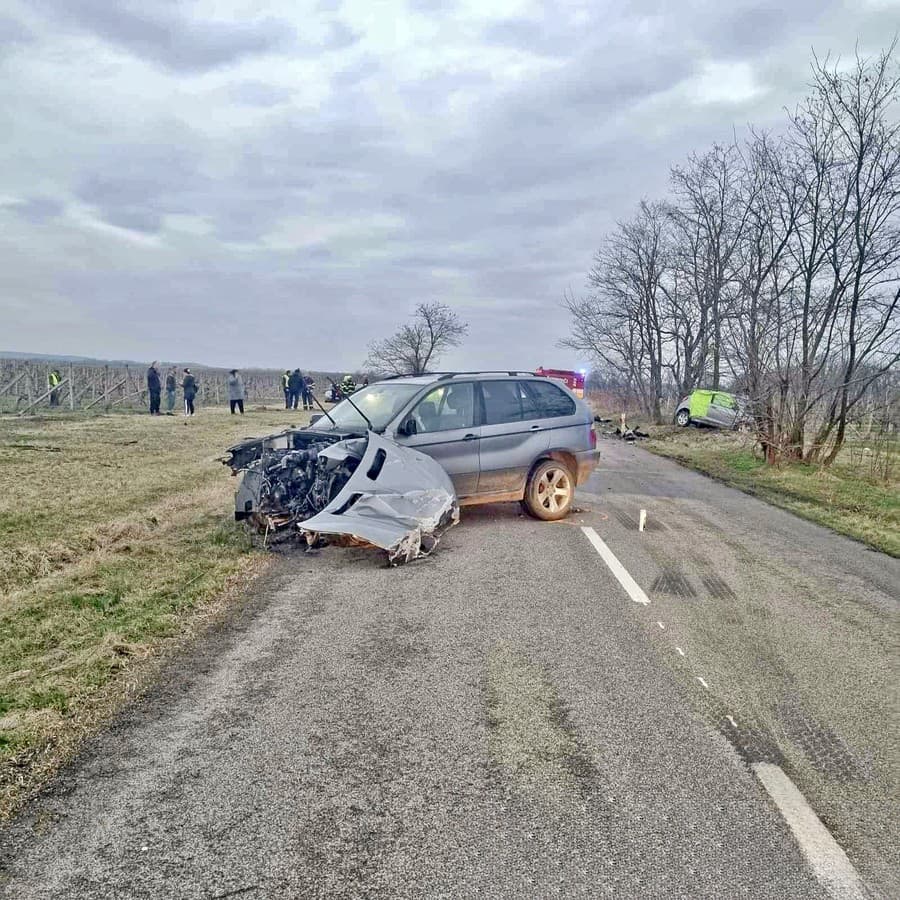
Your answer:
[378,370,544,381]
[435,371,541,381]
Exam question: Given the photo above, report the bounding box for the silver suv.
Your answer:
[309,371,600,520]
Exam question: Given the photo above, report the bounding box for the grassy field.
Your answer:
[645,428,900,557]
[0,405,310,815]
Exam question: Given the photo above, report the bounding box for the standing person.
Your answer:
[227,369,245,415]
[288,369,303,410]
[165,368,177,414]
[300,372,314,410]
[147,361,161,415]
[182,368,198,416]
[48,369,61,407]
[282,370,291,409]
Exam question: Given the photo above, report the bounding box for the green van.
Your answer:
[674,390,744,428]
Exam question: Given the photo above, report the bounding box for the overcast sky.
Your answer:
[1,1,897,371]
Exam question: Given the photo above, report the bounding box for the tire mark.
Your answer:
[650,569,696,599]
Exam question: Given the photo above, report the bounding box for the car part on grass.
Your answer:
[223,429,458,563]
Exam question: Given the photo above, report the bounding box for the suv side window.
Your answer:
[482,380,528,425]
[410,382,475,433]
[526,380,577,417]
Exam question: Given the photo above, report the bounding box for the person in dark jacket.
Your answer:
[287,369,303,410]
[227,369,245,415]
[182,368,198,416]
[165,368,177,414]
[282,370,291,409]
[300,372,314,410]
[147,362,161,415]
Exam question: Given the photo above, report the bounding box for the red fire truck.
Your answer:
[535,367,586,399]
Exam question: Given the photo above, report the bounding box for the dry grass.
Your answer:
[0,405,311,815]
[645,428,900,557]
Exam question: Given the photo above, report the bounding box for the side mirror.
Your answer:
[397,417,417,437]
[309,414,323,425]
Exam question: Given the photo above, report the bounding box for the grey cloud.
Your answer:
[227,80,293,108]
[483,10,598,58]
[331,56,380,89]
[9,195,64,223]
[323,20,361,52]
[33,0,294,72]
[4,0,896,371]
[0,14,33,53]
[627,0,836,59]
[407,0,457,13]
[76,140,208,235]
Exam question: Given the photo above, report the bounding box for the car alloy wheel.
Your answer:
[676,409,690,427]
[524,460,574,521]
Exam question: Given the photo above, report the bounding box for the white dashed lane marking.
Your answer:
[753,763,867,900]
[580,527,650,605]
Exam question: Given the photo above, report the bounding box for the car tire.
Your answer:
[675,409,690,427]
[522,459,575,521]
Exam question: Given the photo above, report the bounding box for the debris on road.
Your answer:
[594,413,650,441]
[223,428,459,564]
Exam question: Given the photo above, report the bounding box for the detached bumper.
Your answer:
[574,448,601,485]
[299,432,459,564]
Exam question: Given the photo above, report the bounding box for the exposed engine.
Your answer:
[225,429,365,530]
[223,428,460,564]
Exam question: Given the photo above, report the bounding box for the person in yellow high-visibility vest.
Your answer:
[48,369,61,407]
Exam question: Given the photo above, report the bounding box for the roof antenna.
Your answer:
[328,377,373,431]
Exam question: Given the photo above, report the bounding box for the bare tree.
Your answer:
[566,42,899,464]
[669,143,750,390]
[806,44,900,462]
[564,201,671,422]
[726,131,802,462]
[365,302,469,376]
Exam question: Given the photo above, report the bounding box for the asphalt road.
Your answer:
[1,439,897,898]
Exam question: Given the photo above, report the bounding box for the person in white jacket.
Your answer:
[227,370,245,415]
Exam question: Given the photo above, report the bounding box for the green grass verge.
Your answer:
[645,430,900,557]
[0,405,311,813]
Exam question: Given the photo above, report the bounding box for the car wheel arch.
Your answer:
[532,449,577,480]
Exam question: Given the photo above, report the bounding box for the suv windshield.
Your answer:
[313,382,423,432]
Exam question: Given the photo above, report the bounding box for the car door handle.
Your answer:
[463,433,479,441]
[530,424,541,431]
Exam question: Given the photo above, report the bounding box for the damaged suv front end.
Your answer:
[223,427,459,564]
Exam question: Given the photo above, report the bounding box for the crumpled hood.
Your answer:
[299,432,459,564]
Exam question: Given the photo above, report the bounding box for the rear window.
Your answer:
[481,380,524,425]
[526,380,577,418]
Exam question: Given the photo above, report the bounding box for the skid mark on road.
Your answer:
[651,569,697,599]
[579,525,870,899]
[776,700,869,783]
[700,573,738,601]
[608,506,667,533]
[575,491,668,531]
